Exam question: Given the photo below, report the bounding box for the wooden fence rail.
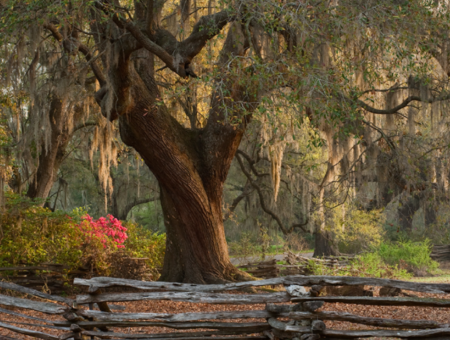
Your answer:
[2,275,450,339]
[431,245,450,262]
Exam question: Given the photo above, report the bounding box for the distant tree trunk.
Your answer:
[425,205,437,227]
[313,183,339,257]
[314,230,339,257]
[26,96,71,205]
[398,194,421,232]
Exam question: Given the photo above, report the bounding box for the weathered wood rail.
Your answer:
[431,245,450,262]
[0,263,73,294]
[2,275,450,339]
[0,254,151,294]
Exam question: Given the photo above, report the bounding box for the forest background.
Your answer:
[0,0,450,283]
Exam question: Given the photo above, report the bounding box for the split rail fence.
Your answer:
[0,253,152,294]
[431,245,450,262]
[2,275,450,339]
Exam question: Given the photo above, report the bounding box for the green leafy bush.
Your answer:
[307,239,438,279]
[307,253,411,280]
[0,193,165,278]
[0,194,88,271]
[229,232,258,257]
[121,221,165,279]
[333,207,385,254]
[378,239,439,274]
[347,253,412,279]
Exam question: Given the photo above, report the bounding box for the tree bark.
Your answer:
[313,230,339,257]
[88,0,255,283]
[26,96,71,205]
[95,21,254,282]
[117,86,250,282]
[398,194,421,232]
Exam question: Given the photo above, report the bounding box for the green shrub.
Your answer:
[229,232,258,257]
[308,238,438,279]
[378,239,439,274]
[122,221,165,279]
[308,239,439,279]
[333,207,385,254]
[348,253,412,279]
[0,193,166,278]
[307,253,411,280]
[0,194,88,271]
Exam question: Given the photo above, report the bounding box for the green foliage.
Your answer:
[0,193,92,271]
[378,239,439,274]
[122,221,166,278]
[347,253,412,279]
[130,201,166,233]
[333,206,385,254]
[229,232,258,260]
[307,253,412,280]
[0,193,165,278]
[383,221,409,243]
[308,239,438,279]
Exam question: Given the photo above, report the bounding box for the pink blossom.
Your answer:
[77,214,128,250]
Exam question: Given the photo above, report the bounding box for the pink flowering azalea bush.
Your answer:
[0,194,164,280]
[77,214,128,249]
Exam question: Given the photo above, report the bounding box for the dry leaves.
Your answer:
[1,287,450,339]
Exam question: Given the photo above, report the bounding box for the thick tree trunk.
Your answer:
[119,109,250,282]
[159,185,238,283]
[112,69,250,282]
[27,96,71,205]
[118,99,250,282]
[94,18,253,283]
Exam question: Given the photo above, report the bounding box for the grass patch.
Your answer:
[409,275,450,283]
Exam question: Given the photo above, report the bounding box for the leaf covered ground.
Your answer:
[1,284,450,339]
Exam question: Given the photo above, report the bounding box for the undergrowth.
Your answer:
[308,253,412,279]
[308,239,438,279]
[0,193,165,278]
[378,239,438,274]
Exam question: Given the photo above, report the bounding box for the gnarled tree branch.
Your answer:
[353,92,450,115]
[235,152,308,234]
[43,23,106,87]
[223,181,253,222]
